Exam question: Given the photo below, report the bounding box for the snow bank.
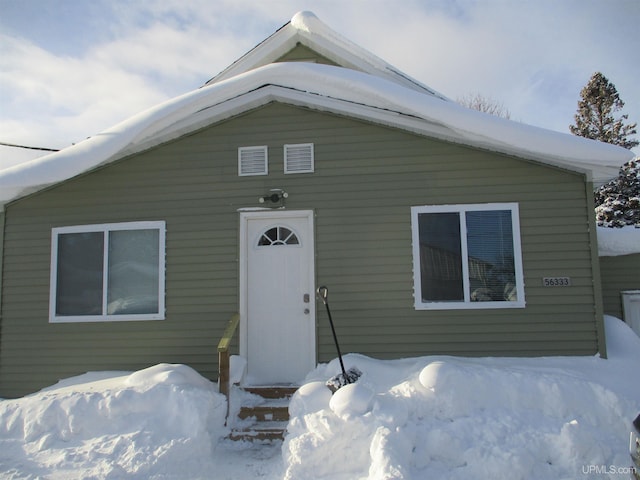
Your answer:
[598,225,640,256]
[285,316,640,480]
[0,364,227,479]
[1,318,639,479]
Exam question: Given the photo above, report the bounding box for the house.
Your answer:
[0,12,634,398]
[598,226,640,334]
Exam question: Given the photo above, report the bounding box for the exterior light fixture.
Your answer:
[258,188,288,205]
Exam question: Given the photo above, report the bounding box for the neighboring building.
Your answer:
[598,226,640,333]
[0,12,634,398]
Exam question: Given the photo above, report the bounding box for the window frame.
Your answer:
[49,221,166,323]
[256,225,302,247]
[410,203,525,310]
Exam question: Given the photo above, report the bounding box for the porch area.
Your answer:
[218,313,298,441]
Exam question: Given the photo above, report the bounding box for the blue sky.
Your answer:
[1,0,638,156]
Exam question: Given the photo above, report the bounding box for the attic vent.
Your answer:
[284,143,314,174]
[238,146,268,176]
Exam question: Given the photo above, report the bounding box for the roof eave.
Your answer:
[1,63,630,207]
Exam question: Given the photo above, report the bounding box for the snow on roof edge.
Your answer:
[0,62,633,209]
[288,11,449,99]
[597,225,640,256]
[0,144,52,171]
[207,11,449,100]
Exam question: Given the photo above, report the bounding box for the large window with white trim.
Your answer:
[411,203,525,310]
[50,221,165,322]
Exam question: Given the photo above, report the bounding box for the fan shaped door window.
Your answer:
[240,211,315,385]
[258,226,300,246]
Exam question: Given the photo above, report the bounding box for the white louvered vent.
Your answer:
[238,146,268,176]
[284,143,314,174]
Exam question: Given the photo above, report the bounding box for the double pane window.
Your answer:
[411,204,525,309]
[51,222,165,322]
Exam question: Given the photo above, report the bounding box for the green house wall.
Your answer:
[600,253,640,319]
[0,103,603,397]
[275,43,339,65]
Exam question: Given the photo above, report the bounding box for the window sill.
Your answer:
[49,313,165,323]
[414,301,526,311]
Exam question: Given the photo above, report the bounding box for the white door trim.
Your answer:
[239,210,316,383]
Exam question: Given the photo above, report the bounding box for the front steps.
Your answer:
[228,386,297,441]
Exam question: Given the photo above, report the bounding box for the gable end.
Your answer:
[275,42,339,66]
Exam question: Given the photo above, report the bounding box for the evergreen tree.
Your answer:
[594,158,640,227]
[570,72,638,149]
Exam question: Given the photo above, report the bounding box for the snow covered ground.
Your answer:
[1,316,638,479]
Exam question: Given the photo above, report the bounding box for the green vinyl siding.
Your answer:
[275,43,339,66]
[0,103,601,397]
[600,254,640,319]
[0,210,5,320]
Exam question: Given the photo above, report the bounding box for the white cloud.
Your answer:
[0,0,638,154]
[0,33,169,147]
[0,0,296,149]
[332,1,639,140]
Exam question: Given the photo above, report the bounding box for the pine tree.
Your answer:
[570,72,638,149]
[594,158,640,227]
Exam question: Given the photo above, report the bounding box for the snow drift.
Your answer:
[1,317,639,479]
[0,364,227,479]
[284,316,640,480]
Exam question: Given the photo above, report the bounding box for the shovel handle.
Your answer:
[316,285,349,383]
[317,286,328,305]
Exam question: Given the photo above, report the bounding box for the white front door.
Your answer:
[240,210,315,385]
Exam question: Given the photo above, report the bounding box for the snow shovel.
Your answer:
[316,286,362,392]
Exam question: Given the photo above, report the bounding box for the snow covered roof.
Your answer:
[597,226,640,256]
[206,11,448,100]
[0,144,52,171]
[0,12,634,210]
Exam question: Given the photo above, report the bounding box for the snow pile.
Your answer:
[285,316,640,480]
[1,318,639,479]
[598,225,640,256]
[0,364,227,479]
